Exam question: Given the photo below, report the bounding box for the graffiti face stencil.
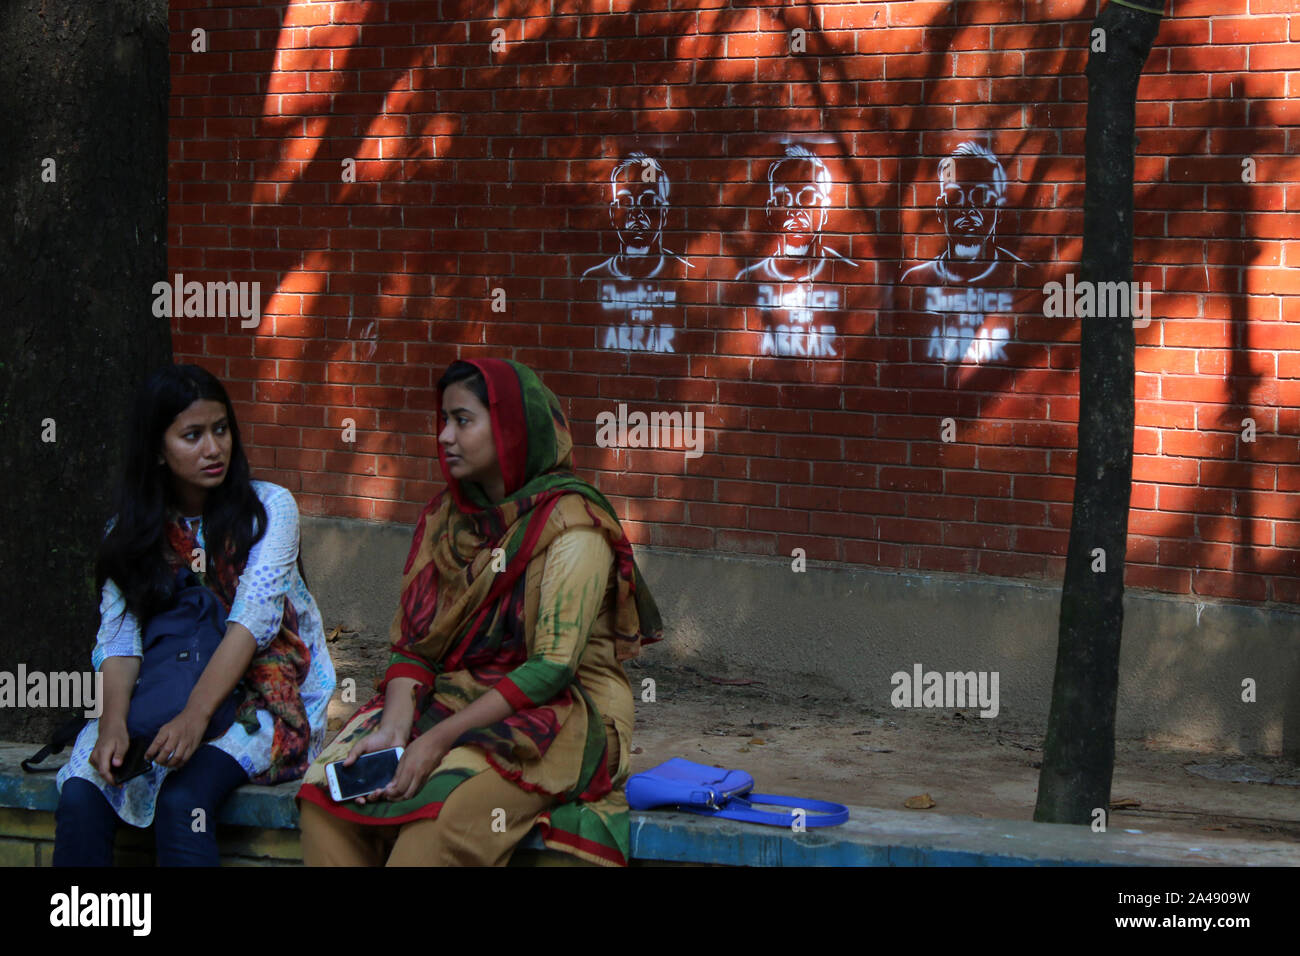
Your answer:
[903,142,1020,289]
[937,154,1002,279]
[739,147,856,285]
[768,157,830,264]
[582,152,691,353]
[900,141,1031,366]
[611,176,667,264]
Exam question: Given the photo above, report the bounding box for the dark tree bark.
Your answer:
[0,0,170,740]
[1034,3,1164,824]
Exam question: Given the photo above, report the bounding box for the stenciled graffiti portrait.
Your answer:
[582,152,692,353]
[734,145,859,358]
[900,141,1034,365]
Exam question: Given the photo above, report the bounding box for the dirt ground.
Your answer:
[323,628,1300,846]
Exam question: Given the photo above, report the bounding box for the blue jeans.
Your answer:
[53,744,249,867]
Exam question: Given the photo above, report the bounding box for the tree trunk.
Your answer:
[1034,3,1163,825]
[0,0,170,740]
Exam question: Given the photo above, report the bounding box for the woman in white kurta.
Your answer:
[53,365,334,866]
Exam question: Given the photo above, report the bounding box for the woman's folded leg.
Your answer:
[152,744,248,866]
[386,768,557,867]
[299,800,396,866]
[53,778,121,867]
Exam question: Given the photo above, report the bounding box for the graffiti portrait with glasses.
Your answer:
[582,152,692,353]
[900,142,1033,365]
[735,146,858,358]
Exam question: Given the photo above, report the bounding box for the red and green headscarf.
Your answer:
[386,358,663,685]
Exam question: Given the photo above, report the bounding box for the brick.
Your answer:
[0,839,37,866]
[217,826,304,861]
[0,809,55,841]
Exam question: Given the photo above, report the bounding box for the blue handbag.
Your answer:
[626,757,849,828]
[125,567,241,742]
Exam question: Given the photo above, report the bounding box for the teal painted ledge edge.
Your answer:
[6,744,1298,866]
[0,752,301,831]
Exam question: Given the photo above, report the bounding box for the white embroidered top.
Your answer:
[57,481,336,827]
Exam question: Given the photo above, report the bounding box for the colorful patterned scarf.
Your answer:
[297,359,664,864]
[385,358,663,689]
[163,519,312,785]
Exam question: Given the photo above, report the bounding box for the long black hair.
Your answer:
[96,364,267,621]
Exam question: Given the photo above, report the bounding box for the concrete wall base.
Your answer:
[303,515,1300,755]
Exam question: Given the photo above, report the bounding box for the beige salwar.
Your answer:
[300,720,619,866]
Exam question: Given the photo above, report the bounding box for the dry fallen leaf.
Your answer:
[904,793,936,810]
[326,624,359,643]
[751,737,767,745]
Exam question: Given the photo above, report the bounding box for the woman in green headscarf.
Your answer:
[297,358,662,866]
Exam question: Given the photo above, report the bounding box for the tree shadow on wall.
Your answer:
[169,2,1295,754]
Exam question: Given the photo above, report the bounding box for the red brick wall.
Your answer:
[168,0,1300,605]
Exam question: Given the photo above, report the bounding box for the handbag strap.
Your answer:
[21,743,62,773]
[676,792,849,828]
[21,715,88,773]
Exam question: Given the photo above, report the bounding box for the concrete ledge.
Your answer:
[0,743,307,866]
[0,746,300,831]
[623,805,1300,867]
[5,743,1298,866]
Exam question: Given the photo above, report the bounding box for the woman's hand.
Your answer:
[345,723,410,805]
[142,622,256,771]
[91,718,131,786]
[383,728,452,803]
[145,704,209,769]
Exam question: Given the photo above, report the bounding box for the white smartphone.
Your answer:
[326,747,404,802]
